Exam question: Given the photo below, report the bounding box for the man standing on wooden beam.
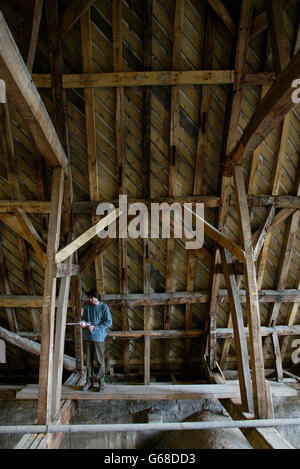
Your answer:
[80,289,112,392]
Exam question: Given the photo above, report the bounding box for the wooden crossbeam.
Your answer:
[25,0,43,73]
[14,208,47,268]
[32,71,277,89]
[16,381,296,401]
[184,206,245,262]
[60,0,97,37]
[55,209,121,263]
[207,0,236,36]
[250,10,268,39]
[72,194,300,213]
[0,13,69,174]
[1,290,299,308]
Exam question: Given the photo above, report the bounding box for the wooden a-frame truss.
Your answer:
[0,0,299,449]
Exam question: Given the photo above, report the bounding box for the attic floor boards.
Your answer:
[16,381,296,401]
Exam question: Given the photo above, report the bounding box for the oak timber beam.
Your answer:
[51,234,73,419]
[233,166,268,419]
[205,0,252,369]
[113,0,129,374]
[185,206,245,262]
[163,0,185,372]
[184,3,215,367]
[37,168,64,425]
[25,0,43,73]
[14,208,47,268]
[1,290,299,308]
[55,209,121,263]
[0,13,69,174]
[60,0,97,37]
[207,0,236,36]
[72,194,300,213]
[220,248,253,413]
[80,8,104,295]
[32,71,277,89]
[0,326,75,371]
[142,0,153,385]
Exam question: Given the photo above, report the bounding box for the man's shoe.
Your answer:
[98,383,105,392]
[82,382,92,392]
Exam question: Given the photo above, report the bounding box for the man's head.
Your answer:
[87,289,101,305]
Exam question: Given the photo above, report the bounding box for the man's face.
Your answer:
[89,297,99,305]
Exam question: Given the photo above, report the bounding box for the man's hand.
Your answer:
[88,325,95,332]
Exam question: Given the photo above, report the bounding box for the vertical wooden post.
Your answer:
[185,3,215,367]
[37,167,64,424]
[144,334,151,385]
[51,234,73,419]
[204,0,252,369]
[113,0,129,374]
[163,0,184,371]
[142,0,152,385]
[220,248,253,413]
[233,166,268,419]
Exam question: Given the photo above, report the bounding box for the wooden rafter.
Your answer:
[24,0,43,73]
[224,49,300,175]
[0,13,69,174]
[60,0,97,37]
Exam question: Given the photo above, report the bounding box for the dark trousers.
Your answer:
[85,340,105,385]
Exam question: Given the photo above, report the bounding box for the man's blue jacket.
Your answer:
[81,302,112,342]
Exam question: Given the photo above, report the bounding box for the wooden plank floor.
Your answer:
[16,381,296,401]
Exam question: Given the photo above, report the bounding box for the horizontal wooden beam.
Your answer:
[16,381,296,401]
[31,71,276,89]
[0,194,297,215]
[14,324,300,341]
[73,195,300,213]
[0,13,70,174]
[108,324,300,339]
[1,289,299,308]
